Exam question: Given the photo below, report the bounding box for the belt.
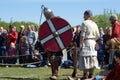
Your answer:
[84,38,96,40]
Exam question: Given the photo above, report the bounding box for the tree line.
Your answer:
[0,21,39,31]
[0,9,120,31]
[92,9,120,29]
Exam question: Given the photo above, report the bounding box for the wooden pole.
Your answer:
[72,43,77,77]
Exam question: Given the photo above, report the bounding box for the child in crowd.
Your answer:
[6,42,17,64]
[20,36,29,64]
[32,49,43,67]
[97,38,104,68]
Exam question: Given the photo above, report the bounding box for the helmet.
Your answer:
[44,7,52,14]
[43,7,54,19]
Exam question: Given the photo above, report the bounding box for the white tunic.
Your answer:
[80,20,99,56]
[77,20,100,69]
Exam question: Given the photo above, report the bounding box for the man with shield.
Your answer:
[39,6,73,80]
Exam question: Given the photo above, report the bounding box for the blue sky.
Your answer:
[0,0,120,26]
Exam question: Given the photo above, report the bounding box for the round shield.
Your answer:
[39,17,73,52]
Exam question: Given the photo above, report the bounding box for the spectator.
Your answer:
[31,25,38,39]
[103,27,112,65]
[99,27,104,38]
[6,42,17,65]
[32,49,43,67]
[5,25,18,49]
[34,40,49,67]
[73,25,81,47]
[19,36,29,64]
[102,50,120,80]
[110,14,120,39]
[106,14,120,70]
[97,38,104,68]
[0,27,7,64]
[25,25,37,62]
[17,25,26,64]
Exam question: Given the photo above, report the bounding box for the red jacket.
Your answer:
[5,31,18,47]
[111,22,120,39]
[104,63,120,80]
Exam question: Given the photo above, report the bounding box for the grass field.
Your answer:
[0,66,102,80]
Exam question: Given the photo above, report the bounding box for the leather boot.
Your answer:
[81,73,88,80]
[88,73,94,78]
[51,57,59,77]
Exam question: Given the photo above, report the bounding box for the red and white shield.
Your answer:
[39,17,73,52]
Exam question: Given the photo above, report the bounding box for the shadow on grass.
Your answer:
[0,77,40,80]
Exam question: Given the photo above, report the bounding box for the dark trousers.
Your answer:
[6,57,16,64]
[0,46,6,63]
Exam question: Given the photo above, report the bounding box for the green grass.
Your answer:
[0,67,101,80]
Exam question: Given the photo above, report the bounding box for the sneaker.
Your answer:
[96,66,101,69]
[6,66,9,68]
[77,78,80,80]
[44,65,48,68]
[50,76,57,80]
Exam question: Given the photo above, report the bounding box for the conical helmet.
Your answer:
[43,7,54,19]
[44,7,52,14]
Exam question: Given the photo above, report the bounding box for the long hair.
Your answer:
[105,27,112,36]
